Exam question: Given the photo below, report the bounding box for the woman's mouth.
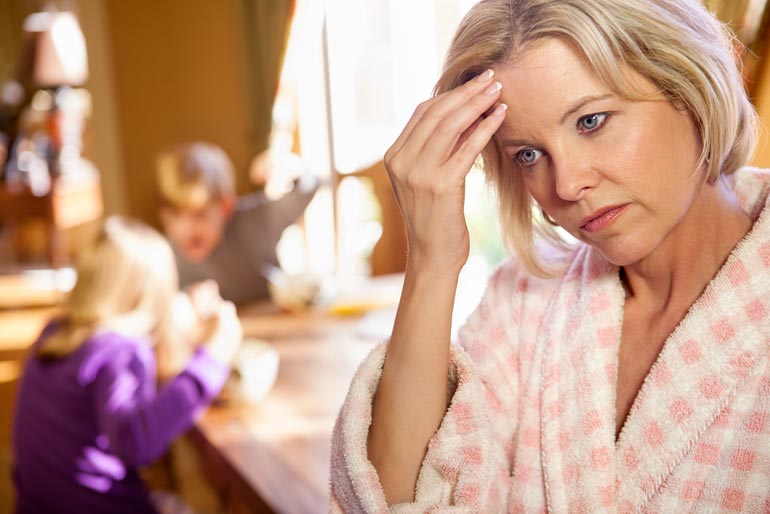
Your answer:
[580,204,630,233]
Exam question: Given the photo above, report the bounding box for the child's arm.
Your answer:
[238,172,320,230]
[90,303,241,467]
[270,171,320,226]
[91,342,228,467]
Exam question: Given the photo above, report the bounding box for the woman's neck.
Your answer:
[621,176,753,314]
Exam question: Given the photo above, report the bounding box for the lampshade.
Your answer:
[17,11,89,89]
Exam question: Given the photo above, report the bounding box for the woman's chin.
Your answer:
[593,240,651,268]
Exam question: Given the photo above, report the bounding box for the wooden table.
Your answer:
[190,276,404,514]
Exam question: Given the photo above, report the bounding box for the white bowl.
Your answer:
[236,339,279,403]
[267,272,322,312]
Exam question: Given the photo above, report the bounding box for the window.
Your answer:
[276,0,503,290]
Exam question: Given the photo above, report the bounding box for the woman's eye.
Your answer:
[516,148,543,166]
[578,112,609,133]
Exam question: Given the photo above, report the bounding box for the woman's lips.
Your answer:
[580,204,630,233]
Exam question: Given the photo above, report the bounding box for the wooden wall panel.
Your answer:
[105,0,255,225]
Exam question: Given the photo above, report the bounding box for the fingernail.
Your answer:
[493,103,508,116]
[485,81,502,95]
[476,69,494,82]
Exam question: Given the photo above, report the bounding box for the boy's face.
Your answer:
[159,199,233,263]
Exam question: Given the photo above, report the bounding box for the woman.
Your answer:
[330,0,770,512]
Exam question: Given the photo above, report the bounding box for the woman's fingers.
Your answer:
[449,103,508,180]
[418,81,502,165]
[379,72,508,274]
[452,112,484,157]
[399,78,501,165]
[386,69,496,162]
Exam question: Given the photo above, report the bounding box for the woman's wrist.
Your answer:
[404,261,463,284]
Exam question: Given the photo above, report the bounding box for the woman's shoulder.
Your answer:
[730,166,770,220]
[488,242,592,297]
[484,254,565,310]
[474,243,615,330]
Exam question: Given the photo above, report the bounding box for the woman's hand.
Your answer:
[384,69,507,275]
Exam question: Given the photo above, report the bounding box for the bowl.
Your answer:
[266,272,323,313]
[236,339,280,403]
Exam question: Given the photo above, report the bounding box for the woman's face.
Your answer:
[495,38,704,266]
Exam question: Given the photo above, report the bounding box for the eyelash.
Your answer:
[515,148,543,167]
[514,111,611,167]
[577,112,610,134]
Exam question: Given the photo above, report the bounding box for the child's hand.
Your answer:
[202,302,243,367]
[249,148,305,198]
[173,280,224,347]
[185,280,222,321]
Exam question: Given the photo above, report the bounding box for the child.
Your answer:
[12,216,242,514]
[156,142,319,304]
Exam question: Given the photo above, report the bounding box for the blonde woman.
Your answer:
[12,217,242,514]
[331,0,770,512]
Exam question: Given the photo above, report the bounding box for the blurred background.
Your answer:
[2,0,770,512]
[0,0,509,281]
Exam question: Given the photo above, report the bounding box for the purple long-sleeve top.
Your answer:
[12,323,230,514]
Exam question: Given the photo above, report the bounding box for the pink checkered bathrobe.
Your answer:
[330,167,770,513]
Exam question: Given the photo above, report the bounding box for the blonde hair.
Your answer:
[156,142,236,210]
[436,0,758,276]
[39,217,179,365]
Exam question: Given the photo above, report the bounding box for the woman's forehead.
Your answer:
[493,39,657,138]
[496,39,608,100]
[494,40,610,133]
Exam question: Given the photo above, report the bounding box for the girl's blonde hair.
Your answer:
[39,217,179,364]
[436,0,758,276]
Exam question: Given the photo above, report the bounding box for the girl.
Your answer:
[12,216,242,514]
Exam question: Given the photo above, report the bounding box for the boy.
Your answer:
[156,141,318,304]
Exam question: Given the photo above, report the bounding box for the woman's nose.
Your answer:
[552,151,599,201]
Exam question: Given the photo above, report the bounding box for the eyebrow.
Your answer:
[560,93,614,124]
[500,93,615,148]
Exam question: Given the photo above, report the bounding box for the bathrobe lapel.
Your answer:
[614,199,770,511]
[539,186,770,513]
[539,245,625,513]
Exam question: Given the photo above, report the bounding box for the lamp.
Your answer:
[17,10,89,89]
